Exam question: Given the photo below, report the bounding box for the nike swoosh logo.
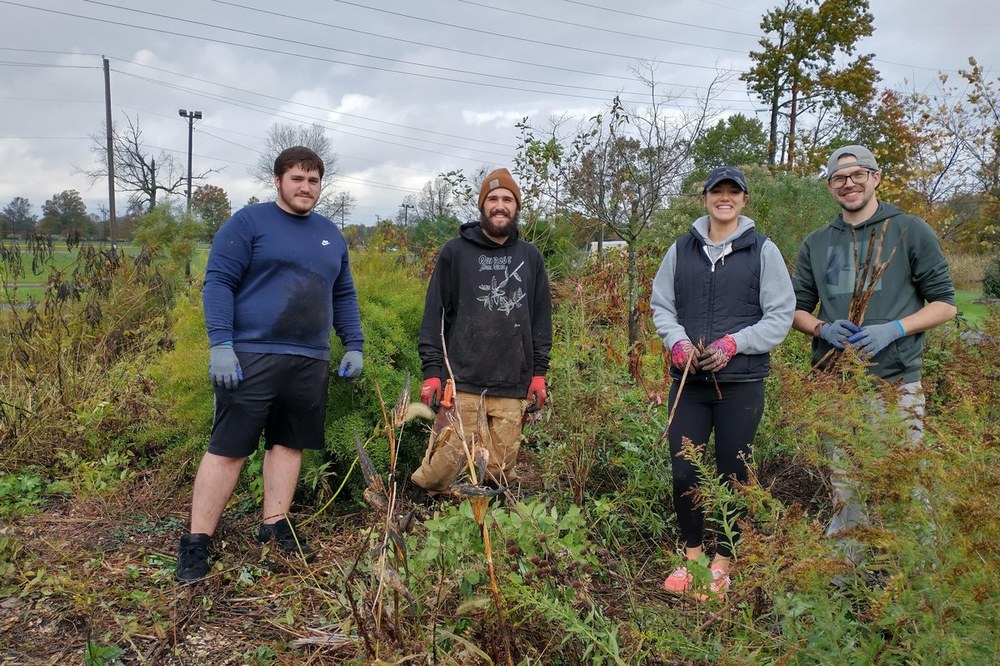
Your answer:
[321,240,330,246]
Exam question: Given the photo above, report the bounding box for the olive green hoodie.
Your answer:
[792,202,955,383]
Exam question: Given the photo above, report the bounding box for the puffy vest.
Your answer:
[671,229,770,382]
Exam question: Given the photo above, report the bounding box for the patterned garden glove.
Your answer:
[420,377,442,408]
[526,375,547,411]
[818,319,861,350]
[209,342,243,390]
[337,350,363,379]
[846,321,904,357]
[698,334,738,373]
[670,340,698,373]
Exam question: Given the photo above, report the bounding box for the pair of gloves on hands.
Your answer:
[670,335,738,374]
[818,319,904,356]
[208,342,363,389]
[419,375,548,411]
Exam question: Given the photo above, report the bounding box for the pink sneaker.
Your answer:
[708,564,731,601]
[663,565,693,593]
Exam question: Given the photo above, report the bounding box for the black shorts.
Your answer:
[208,352,330,458]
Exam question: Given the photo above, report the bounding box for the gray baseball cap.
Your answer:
[826,145,879,177]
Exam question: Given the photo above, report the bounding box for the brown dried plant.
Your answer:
[815,222,906,374]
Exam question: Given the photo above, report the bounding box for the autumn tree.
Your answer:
[250,122,353,219]
[83,112,212,213]
[868,58,1000,249]
[947,58,1000,247]
[0,197,36,238]
[742,0,878,169]
[38,190,92,239]
[191,184,232,241]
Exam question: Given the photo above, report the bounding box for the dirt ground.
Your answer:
[0,447,825,665]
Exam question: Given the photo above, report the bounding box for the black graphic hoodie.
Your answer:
[418,221,552,398]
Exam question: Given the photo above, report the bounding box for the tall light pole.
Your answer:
[178,109,202,212]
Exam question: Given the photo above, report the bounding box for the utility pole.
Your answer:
[178,109,203,211]
[401,202,416,226]
[102,57,116,248]
[178,109,202,278]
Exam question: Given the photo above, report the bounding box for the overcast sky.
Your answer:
[2,0,998,226]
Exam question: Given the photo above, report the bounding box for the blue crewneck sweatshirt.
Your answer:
[203,202,364,361]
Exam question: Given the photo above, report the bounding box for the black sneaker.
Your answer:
[257,518,316,562]
[176,533,212,582]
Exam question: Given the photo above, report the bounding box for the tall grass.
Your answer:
[946,251,986,291]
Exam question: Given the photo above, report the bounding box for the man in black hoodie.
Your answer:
[411,168,552,493]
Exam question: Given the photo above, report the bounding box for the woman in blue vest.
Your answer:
[650,166,794,600]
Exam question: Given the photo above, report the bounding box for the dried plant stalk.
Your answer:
[814,221,906,373]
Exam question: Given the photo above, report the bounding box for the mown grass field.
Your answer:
[1,241,210,302]
[955,289,994,326]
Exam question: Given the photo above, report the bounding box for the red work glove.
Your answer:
[526,375,547,410]
[420,377,442,408]
[698,334,737,373]
[670,340,697,373]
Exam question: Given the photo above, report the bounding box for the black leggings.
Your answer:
[667,379,765,558]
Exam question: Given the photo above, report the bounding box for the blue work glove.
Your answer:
[209,342,243,390]
[818,319,861,350]
[847,321,905,357]
[338,350,363,379]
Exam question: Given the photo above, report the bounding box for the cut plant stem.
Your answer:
[656,347,696,447]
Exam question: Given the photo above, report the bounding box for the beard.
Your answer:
[836,188,875,214]
[479,208,519,239]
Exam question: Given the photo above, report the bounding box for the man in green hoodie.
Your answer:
[791,144,956,544]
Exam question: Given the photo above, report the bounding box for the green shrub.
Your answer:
[0,239,178,469]
[320,250,428,505]
[982,253,1000,298]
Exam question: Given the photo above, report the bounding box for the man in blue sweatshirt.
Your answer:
[176,146,364,582]
[791,145,955,551]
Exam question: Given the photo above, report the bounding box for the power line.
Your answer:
[210,0,705,89]
[114,58,515,149]
[325,0,729,71]
[115,71,515,162]
[0,46,103,57]
[0,61,98,69]
[454,0,749,53]
[0,135,91,140]
[560,0,762,38]
[0,0,655,105]
[78,0,660,99]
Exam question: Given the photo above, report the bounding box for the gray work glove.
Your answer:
[338,350,363,379]
[847,321,904,357]
[209,342,243,390]
[818,319,861,350]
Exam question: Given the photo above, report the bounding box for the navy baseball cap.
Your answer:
[702,166,749,194]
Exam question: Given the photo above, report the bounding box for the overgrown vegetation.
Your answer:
[2,210,999,664]
[983,253,1000,298]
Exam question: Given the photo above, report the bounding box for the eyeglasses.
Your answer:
[828,170,874,188]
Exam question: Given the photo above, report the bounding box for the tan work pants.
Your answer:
[411,391,526,492]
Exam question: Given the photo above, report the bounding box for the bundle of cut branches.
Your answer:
[814,220,906,374]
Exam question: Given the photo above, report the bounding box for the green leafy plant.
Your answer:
[83,640,124,666]
[982,252,1000,298]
